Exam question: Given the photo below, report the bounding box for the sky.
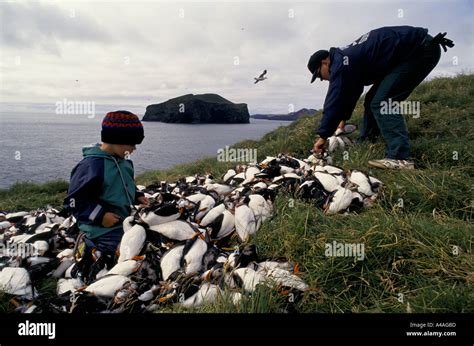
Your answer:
[0,0,473,115]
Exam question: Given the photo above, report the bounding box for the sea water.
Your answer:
[0,112,289,189]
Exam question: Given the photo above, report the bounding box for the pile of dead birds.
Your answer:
[0,152,383,313]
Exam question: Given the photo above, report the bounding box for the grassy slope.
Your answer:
[0,75,472,313]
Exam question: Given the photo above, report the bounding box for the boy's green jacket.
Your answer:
[64,144,143,239]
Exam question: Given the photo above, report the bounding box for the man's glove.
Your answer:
[432,32,454,52]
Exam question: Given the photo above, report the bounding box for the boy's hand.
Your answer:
[137,196,150,206]
[102,212,120,227]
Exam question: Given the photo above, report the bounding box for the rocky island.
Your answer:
[142,93,250,123]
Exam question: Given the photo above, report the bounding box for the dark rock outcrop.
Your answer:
[142,94,250,123]
[251,108,317,121]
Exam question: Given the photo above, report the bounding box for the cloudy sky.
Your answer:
[0,0,472,115]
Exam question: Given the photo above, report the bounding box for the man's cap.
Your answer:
[101,111,145,145]
[307,50,330,83]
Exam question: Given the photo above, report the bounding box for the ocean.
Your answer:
[0,112,289,189]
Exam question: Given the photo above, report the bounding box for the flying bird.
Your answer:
[254,70,267,84]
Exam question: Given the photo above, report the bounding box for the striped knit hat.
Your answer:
[101,111,144,145]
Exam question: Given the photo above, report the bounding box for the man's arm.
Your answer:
[317,68,364,139]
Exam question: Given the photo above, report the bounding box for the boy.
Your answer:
[64,110,148,283]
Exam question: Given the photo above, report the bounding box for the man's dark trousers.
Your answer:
[358,35,441,160]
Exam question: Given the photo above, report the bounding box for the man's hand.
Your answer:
[335,121,345,136]
[102,212,121,227]
[137,196,150,207]
[337,120,345,130]
[313,137,327,154]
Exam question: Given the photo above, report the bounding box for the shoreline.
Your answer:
[0,118,289,191]
[0,121,291,194]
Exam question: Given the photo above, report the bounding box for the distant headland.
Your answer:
[250,108,317,121]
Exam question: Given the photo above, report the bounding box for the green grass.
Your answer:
[0,180,68,211]
[156,286,288,314]
[0,74,472,313]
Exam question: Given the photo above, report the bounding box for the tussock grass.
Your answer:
[0,75,472,313]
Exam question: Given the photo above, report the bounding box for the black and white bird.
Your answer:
[0,151,386,313]
[254,70,267,84]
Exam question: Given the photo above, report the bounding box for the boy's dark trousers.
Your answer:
[75,228,124,283]
[358,35,441,160]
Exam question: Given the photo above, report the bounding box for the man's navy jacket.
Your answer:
[317,26,428,139]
